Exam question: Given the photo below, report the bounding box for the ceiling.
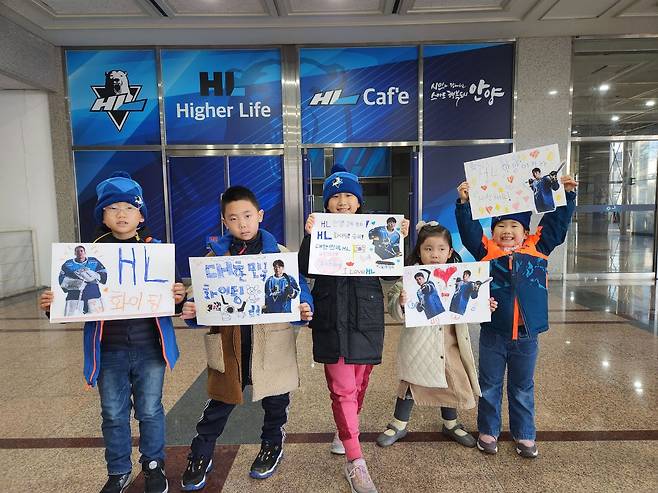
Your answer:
[0,0,657,46]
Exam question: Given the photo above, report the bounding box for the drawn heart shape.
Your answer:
[481,185,488,191]
[346,261,354,266]
[523,196,530,202]
[507,176,514,183]
[434,266,457,284]
[441,292,450,297]
[485,206,494,214]
[512,202,520,209]
[516,189,523,196]
[530,150,539,158]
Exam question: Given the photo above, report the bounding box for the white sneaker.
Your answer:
[330,432,345,455]
[344,458,377,493]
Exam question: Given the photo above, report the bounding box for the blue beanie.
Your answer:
[94,171,148,224]
[491,211,531,232]
[322,164,364,209]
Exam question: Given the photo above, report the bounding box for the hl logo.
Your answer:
[309,89,359,106]
[199,72,245,97]
[90,70,147,131]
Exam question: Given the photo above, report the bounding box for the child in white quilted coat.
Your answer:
[377,221,497,448]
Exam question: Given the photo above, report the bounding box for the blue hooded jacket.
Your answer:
[82,236,180,387]
[455,191,576,339]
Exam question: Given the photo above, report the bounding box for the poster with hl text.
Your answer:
[189,252,300,326]
[464,144,566,220]
[309,213,404,276]
[50,243,175,323]
[403,262,491,327]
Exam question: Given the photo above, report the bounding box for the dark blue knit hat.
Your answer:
[322,164,364,209]
[491,211,531,232]
[94,171,148,224]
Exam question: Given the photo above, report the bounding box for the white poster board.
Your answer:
[50,243,175,323]
[464,144,566,219]
[402,262,491,327]
[189,252,301,326]
[308,213,404,276]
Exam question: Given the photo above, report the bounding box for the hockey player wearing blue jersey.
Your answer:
[264,259,300,313]
[449,270,480,316]
[59,245,108,316]
[529,167,560,213]
[414,270,445,319]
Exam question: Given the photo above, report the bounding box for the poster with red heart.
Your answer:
[402,261,491,327]
[464,144,566,219]
[308,213,404,276]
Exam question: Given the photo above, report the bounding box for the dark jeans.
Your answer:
[97,346,166,475]
[477,326,539,440]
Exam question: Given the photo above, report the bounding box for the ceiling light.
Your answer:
[548,89,558,96]
[611,115,620,122]
[599,84,610,92]
[646,100,656,107]
[571,130,578,134]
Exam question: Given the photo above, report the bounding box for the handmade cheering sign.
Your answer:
[464,144,567,219]
[50,243,175,323]
[189,252,301,326]
[308,213,404,276]
[403,261,491,327]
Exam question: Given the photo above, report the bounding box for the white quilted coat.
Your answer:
[388,280,481,396]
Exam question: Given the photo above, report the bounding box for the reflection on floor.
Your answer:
[0,283,656,492]
[566,224,655,273]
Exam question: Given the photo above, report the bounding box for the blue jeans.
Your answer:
[97,346,166,475]
[477,326,539,441]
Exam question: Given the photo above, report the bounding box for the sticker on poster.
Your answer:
[403,261,491,327]
[189,252,301,326]
[308,213,404,277]
[50,243,175,323]
[464,144,567,219]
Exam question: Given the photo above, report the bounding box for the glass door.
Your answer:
[567,141,658,274]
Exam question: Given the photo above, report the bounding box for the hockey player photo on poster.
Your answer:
[403,261,492,327]
[50,243,176,323]
[189,252,301,326]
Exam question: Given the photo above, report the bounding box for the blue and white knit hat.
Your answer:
[491,211,531,231]
[94,171,148,223]
[322,164,364,209]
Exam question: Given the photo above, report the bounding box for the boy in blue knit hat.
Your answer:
[455,176,577,459]
[40,172,186,493]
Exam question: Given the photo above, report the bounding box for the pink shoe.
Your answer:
[344,458,378,493]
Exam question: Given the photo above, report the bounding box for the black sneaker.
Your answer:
[249,441,283,479]
[143,460,168,493]
[181,454,213,491]
[99,472,131,493]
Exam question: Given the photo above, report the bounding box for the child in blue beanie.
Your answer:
[40,172,185,493]
[299,164,409,493]
[455,176,577,459]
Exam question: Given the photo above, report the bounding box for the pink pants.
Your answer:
[324,357,374,461]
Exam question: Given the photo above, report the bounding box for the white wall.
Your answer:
[0,90,59,288]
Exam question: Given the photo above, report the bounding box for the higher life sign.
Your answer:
[161,49,283,144]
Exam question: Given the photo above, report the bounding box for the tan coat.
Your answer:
[194,245,300,405]
[388,280,481,401]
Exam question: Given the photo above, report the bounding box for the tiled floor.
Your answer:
[0,283,656,492]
